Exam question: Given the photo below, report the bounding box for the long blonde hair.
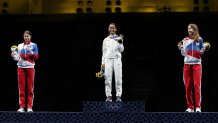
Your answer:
[188,23,200,42]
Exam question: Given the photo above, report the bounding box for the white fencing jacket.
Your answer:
[101,34,124,65]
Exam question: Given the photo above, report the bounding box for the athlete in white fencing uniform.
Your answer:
[101,23,124,102]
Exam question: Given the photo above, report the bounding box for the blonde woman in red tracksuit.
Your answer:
[178,24,207,112]
[11,30,39,112]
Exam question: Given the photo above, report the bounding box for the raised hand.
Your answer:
[118,34,124,44]
[177,40,183,50]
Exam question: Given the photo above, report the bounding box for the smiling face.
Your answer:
[187,23,200,42]
[188,25,194,36]
[108,23,117,35]
[23,33,31,42]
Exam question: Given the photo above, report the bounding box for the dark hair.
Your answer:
[109,23,117,28]
[24,30,32,36]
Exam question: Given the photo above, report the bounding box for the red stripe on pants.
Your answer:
[183,64,202,109]
[17,68,35,108]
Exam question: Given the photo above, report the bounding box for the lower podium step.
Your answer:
[1,112,218,122]
[83,101,145,112]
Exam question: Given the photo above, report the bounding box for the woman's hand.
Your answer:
[26,46,34,54]
[101,64,105,69]
[177,41,183,50]
[200,48,206,54]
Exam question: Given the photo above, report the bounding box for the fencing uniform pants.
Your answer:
[104,58,122,97]
[17,68,35,108]
[183,64,202,109]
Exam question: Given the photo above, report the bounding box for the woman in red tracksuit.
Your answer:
[11,30,39,112]
[178,24,207,112]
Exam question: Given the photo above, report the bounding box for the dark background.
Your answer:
[0,12,217,112]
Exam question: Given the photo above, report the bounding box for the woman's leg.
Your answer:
[193,64,202,109]
[114,58,122,97]
[104,59,113,98]
[26,68,35,109]
[184,64,194,109]
[17,68,26,108]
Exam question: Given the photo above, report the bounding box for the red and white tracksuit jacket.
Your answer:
[11,41,39,109]
[180,37,204,109]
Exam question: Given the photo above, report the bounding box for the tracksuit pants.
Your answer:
[104,58,122,97]
[17,68,35,108]
[183,64,202,109]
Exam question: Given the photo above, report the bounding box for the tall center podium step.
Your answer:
[83,101,145,112]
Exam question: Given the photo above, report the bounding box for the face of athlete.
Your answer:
[23,33,31,42]
[188,25,194,36]
[108,24,117,35]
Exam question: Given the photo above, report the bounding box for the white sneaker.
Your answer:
[27,108,33,112]
[105,96,112,102]
[185,108,194,112]
[116,96,122,102]
[196,108,201,112]
[17,108,25,112]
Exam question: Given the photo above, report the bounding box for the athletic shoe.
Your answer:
[17,108,25,112]
[116,96,122,102]
[196,108,201,112]
[185,108,194,112]
[27,108,33,112]
[105,96,112,102]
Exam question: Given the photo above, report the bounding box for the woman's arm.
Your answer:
[101,39,106,65]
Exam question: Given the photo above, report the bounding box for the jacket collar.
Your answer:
[24,41,31,45]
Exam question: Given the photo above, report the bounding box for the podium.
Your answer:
[83,101,145,112]
[1,101,218,122]
[82,101,145,122]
